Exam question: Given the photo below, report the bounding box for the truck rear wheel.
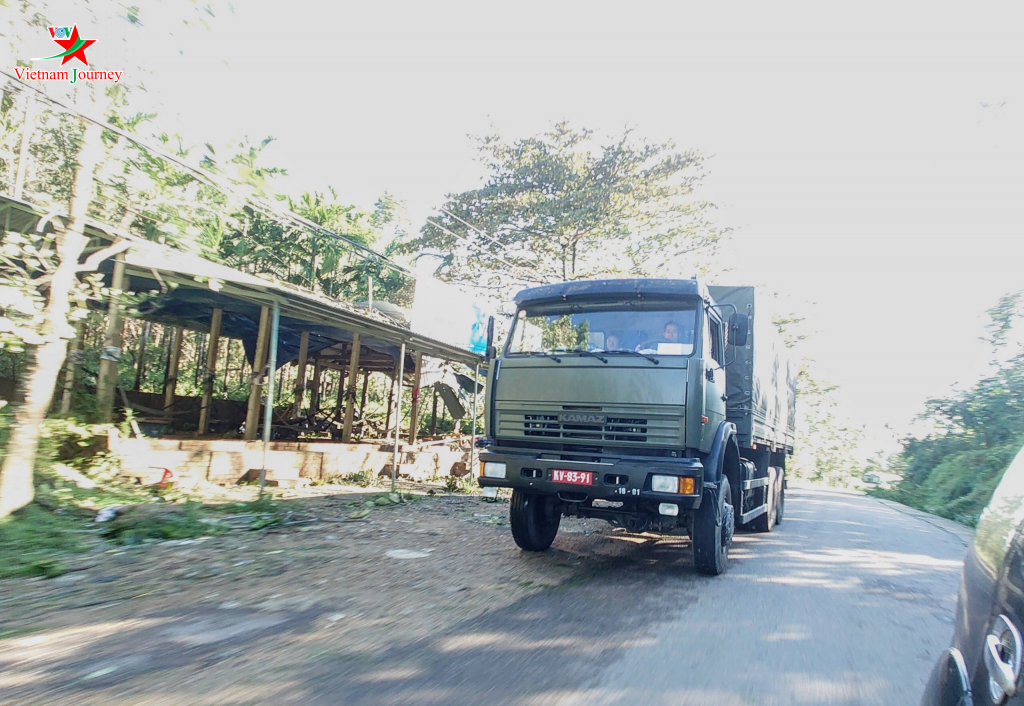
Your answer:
[750,488,775,532]
[750,469,780,533]
[692,477,733,575]
[509,490,560,551]
[775,484,785,524]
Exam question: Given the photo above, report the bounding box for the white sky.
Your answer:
[21,0,1024,449]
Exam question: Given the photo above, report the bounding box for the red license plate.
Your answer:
[551,469,594,485]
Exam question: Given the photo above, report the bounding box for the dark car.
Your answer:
[922,445,1024,706]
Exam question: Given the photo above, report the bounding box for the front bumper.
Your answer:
[477,446,705,512]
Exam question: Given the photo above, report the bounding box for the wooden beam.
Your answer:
[341,333,361,442]
[407,351,423,444]
[244,306,271,441]
[291,331,309,416]
[162,325,183,411]
[197,308,223,435]
[96,255,127,423]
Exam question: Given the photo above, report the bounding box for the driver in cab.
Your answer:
[637,321,685,352]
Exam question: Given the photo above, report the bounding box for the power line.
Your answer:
[1,73,412,277]
[438,207,538,261]
[423,217,545,280]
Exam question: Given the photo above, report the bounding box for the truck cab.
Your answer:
[478,278,794,575]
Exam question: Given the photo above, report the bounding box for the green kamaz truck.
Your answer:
[477,278,796,575]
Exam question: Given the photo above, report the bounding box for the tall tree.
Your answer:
[400,123,727,292]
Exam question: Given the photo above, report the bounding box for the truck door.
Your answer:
[702,307,727,448]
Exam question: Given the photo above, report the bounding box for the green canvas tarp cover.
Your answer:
[708,286,797,451]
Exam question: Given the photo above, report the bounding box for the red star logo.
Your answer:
[49,25,96,66]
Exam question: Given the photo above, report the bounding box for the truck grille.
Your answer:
[524,414,648,443]
[496,402,683,448]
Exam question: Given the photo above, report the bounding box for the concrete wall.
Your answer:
[108,433,470,486]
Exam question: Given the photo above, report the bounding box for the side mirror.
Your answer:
[729,313,749,347]
[485,316,496,360]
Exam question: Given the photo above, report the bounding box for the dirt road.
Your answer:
[0,487,969,705]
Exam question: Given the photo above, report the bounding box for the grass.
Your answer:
[0,504,88,579]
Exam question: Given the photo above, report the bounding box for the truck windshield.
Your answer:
[507,299,700,357]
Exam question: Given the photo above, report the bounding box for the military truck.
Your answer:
[477,278,796,575]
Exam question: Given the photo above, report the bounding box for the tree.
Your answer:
[890,291,1024,524]
[0,1,234,516]
[773,312,866,487]
[400,123,727,292]
[0,119,106,517]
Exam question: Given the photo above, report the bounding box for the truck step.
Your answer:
[739,504,768,524]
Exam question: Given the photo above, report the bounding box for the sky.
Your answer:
[17,0,1024,449]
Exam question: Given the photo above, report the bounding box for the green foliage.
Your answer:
[541,315,590,351]
[444,474,475,494]
[336,470,378,487]
[99,502,214,544]
[0,504,83,579]
[789,371,865,486]
[886,291,1024,525]
[400,122,727,292]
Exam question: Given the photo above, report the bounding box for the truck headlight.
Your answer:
[482,462,507,479]
[651,474,677,493]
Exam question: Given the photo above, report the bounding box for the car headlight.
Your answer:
[651,474,677,493]
[482,462,507,479]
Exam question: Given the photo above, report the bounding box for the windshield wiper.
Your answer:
[566,349,608,364]
[605,350,660,365]
[520,351,562,363]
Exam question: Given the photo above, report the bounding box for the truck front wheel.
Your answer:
[692,477,733,575]
[509,490,560,551]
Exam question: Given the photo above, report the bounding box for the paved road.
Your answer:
[328,487,970,706]
[0,488,970,705]
[563,487,972,706]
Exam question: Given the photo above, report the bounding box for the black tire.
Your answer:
[775,484,785,524]
[692,477,733,575]
[509,489,560,551]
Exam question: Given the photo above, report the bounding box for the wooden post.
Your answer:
[291,331,309,416]
[197,308,223,435]
[341,334,361,442]
[244,306,271,441]
[429,386,438,436]
[335,367,346,413]
[193,332,206,387]
[133,320,151,391]
[222,338,231,391]
[359,371,369,415]
[309,358,322,416]
[96,255,128,423]
[384,369,396,434]
[407,352,423,444]
[59,321,84,415]
[163,326,183,412]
